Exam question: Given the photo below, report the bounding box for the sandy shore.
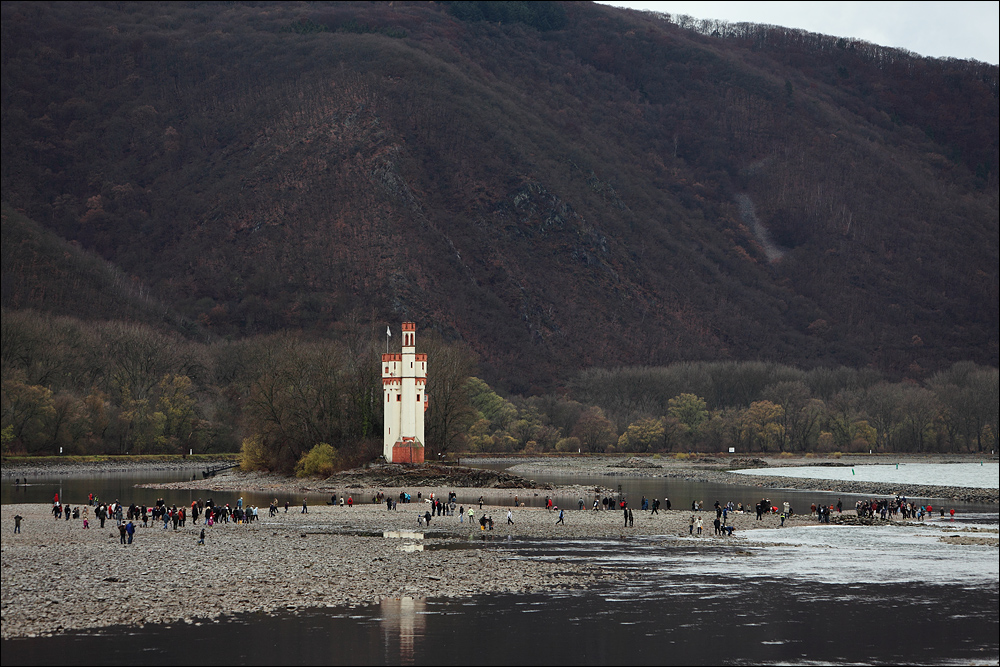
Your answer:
[2,499,819,639]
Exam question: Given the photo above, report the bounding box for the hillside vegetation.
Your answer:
[1,2,997,467]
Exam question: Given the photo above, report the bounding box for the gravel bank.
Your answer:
[138,465,568,506]
[693,470,997,504]
[3,499,822,639]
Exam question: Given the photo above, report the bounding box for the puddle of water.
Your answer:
[424,542,482,551]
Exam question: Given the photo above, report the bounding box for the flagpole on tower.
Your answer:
[386,325,391,354]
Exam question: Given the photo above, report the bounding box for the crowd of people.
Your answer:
[23,486,960,546]
[39,493,273,546]
[853,496,954,521]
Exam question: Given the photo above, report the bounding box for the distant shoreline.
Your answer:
[502,454,999,504]
[144,454,1000,505]
[3,453,996,504]
[1,457,236,479]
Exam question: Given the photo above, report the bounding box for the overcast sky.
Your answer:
[598,1,999,64]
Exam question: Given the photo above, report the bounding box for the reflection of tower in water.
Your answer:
[380,597,426,664]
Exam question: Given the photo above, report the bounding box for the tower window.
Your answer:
[416,394,421,401]
[396,395,401,402]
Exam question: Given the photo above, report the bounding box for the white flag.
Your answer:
[386,326,391,337]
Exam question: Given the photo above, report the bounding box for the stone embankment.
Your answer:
[3,500,806,639]
[1,459,235,479]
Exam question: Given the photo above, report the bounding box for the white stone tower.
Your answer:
[382,322,426,463]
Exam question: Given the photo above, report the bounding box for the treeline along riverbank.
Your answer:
[4,311,997,475]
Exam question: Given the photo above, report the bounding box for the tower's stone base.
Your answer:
[391,443,424,464]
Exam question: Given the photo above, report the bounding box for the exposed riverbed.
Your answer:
[2,454,997,664]
[1,501,635,639]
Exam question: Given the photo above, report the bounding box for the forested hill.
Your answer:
[2,1,997,392]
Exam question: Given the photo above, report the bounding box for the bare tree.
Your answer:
[422,334,477,455]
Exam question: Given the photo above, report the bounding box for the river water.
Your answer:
[730,462,999,488]
[3,463,993,513]
[3,464,998,665]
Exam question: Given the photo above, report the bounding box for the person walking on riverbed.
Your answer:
[507,509,514,525]
[556,509,565,525]
[302,499,308,514]
[14,514,23,533]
